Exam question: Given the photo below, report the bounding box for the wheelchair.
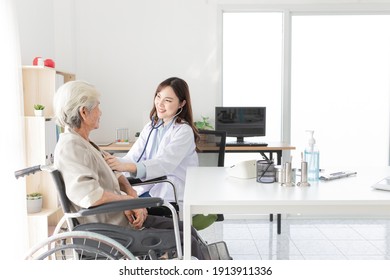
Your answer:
[15,165,232,260]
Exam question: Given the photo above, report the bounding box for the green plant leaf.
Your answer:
[26,192,42,199]
[34,104,45,110]
[195,116,214,130]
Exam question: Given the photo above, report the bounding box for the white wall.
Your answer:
[74,0,222,142]
[15,0,55,65]
[14,0,390,143]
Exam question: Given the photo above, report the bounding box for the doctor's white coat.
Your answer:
[120,121,198,205]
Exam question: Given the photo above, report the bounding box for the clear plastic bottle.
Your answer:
[304,130,319,181]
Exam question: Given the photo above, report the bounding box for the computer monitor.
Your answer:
[215,106,266,144]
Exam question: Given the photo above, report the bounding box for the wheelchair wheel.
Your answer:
[25,231,136,260]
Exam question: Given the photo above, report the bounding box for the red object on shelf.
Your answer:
[44,58,55,68]
[32,56,42,66]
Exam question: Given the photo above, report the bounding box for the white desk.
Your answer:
[183,166,390,259]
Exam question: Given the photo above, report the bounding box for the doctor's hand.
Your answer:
[104,154,132,172]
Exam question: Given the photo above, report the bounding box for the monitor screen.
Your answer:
[215,107,266,143]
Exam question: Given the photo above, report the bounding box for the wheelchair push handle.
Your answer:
[14,165,42,179]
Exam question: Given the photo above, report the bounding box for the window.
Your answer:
[291,15,390,167]
[223,12,283,144]
[223,10,390,167]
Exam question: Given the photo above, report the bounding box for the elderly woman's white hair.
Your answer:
[53,80,100,128]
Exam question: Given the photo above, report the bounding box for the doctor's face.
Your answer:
[154,86,182,123]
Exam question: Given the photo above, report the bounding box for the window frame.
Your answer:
[218,3,390,165]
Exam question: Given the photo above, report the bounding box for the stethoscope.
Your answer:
[136,107,183,163]
[136,116,163,163]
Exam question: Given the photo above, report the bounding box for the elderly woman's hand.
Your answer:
[124,208,148,229]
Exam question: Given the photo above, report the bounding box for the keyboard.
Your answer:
[226,142,268,147]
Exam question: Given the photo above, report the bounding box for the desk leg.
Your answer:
[260,150,282,233]
[277,214,281,234]
[276,151,282,234]
[270,213,282,234]
[277,149,282,233]
[269,151,282,231]
[183,204,192,260]
[276,151,282,165]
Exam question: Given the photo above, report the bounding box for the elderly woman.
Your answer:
[53,80,208,260]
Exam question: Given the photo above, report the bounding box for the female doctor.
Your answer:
[105,77,199,209]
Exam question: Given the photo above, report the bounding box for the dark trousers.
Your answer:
[144,215,209,260]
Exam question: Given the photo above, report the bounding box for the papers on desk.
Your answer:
[372,177,390,191]
[319,171,357,181]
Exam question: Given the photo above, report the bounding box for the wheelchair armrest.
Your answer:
[127,176,179,206]
[128,176,168,186]
[77,197,164,216]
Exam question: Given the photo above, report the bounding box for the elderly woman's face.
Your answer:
[82,102,101,131]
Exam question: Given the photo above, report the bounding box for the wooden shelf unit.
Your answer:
[22,66,75,248]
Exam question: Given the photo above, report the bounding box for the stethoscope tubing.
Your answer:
[136,107,182,163]
[136,118,163,163]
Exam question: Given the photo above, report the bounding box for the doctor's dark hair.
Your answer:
[53,80,100,129]
[150,77,200,143]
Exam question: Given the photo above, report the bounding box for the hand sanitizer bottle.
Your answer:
[304,130,319,181]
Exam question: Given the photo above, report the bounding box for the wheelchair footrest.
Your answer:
[207,241,232,260]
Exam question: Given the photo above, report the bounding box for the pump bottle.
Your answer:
[304,130,320,181]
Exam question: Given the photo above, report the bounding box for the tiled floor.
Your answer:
[198,217,390,260]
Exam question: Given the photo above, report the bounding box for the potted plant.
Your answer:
[194,116,214,130]
[134,132,140,141]
[26,192,43,213]
[33,104,45,116]
[195,116,214,142]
